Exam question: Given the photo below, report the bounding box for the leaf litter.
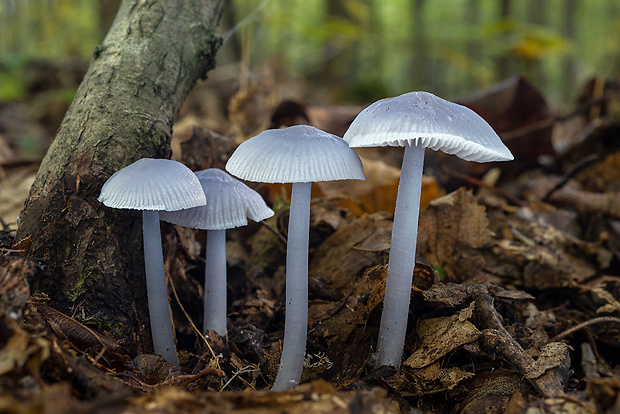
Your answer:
[0,74,620,412]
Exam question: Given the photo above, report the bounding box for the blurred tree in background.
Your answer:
[1,0,619,106]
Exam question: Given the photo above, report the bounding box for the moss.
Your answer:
[68,272,97,303]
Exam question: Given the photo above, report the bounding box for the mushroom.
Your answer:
[160,168,274,337]
[98,158,206,368]
[343,91,513,369]
[226,125,365,391]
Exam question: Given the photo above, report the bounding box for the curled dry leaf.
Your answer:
[0,316,33,376]
[418,188,491,282]
[487,213,611,289]
[458,371,533,414]
[308,265,387,386]
[32,301,129,366]
[316,156,445,215]
[407,362,475,391]
[125,379,400,414]
[405,302,481,369]
[309,212,392,296]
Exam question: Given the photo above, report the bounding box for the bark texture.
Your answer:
[14,0,224,354]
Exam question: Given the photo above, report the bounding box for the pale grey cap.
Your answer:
[225,125,365,183]
[160,169,274,230]
[97,158,206,211]
[343,91,514,162]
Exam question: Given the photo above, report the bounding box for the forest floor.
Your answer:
[0,63,619,413]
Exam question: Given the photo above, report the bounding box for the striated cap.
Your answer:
[343,91,514,162]
[160,169,274,230]
[226,125,365,183]
[98,158,206,211]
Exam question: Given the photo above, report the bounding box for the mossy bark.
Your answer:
[14,0,224,354]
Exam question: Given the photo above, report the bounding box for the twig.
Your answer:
[473,287,568,398]
[500,95,609,142]
[166,271,217,361]
[259,220,287,246]
[541,153,600,202]
[479,329,567,398]
[0,248,25,254]
[441,165,525,206]
[220,365,258,391]
[550,316,620,342]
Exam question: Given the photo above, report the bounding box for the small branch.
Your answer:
[479,329,567,398]
[441,166,524,207]
[541,154,599,202]
[550,316,620,342]
[473,287,568,398]
[500,95,610,142]
[259,220,287,246]
[164,260,217,362]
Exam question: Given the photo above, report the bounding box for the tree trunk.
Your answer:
[14,0,224,355]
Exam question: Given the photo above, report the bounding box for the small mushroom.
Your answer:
[343,91,513,369]
[160,168,274,337]
[98,158,206,368]
[226,125,365,390]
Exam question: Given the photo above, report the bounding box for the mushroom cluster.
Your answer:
[97,91,512,389]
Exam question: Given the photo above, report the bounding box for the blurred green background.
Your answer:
[0,0,619,106]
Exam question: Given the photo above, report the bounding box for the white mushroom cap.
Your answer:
[160,169,274,230]
[343,91,514,162]
[98,158,206,211]
[226,125,365,183]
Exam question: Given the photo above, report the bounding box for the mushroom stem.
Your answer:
[204,229,227,336]
[377,142,425,369]
[142,210,181,368]
[272,181,311,391]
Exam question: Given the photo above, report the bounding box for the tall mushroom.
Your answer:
[226,125,365,391]
[160,168,274,337]
[343,91,513,369]
[98,158,206,368]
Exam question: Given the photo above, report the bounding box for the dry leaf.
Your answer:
[405,302,481,369]
[309,212,392,295]
[418,188,490,281]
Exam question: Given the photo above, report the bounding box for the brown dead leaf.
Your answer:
[457,371,533,414]
[458,76,554,168]
[0,165,37,226]
[32,301,129,366]
[587,377,620,413]
[310,265,386,346]
[132,354,181,385]
[487,211,611,288]
[408,362,474,390]
[308,265,387,386]
[317,157,445,215]
[0,316,32,376]
[405,302,481,369]
[418,188,490,281]
[126,379,399,413]
[525,342,572,381]
[309,212,392,296]
[422,283,471,308]
[0,383,85,414]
